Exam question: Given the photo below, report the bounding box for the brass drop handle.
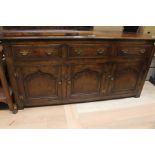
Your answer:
[140,49,146,54]
[75,49,82,55]
[111,77,114,81]
[46,50,56,56]
[20,50,30,56]
[14,72,18,78]
[97,49,105,55]
[121,50,128,54]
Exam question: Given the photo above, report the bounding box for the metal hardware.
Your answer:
[97,49,105,55]
[121,50,128,54]
[20,50,29,56]
[58,81,62,85]
[19,95,24,100]
[46,50,56,56]
[14,72,18,78]
[75,49,81,55]
[68,80,71,84]
[111,77,114,81]
[140,49,146,54]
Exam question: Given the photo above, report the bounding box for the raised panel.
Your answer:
[67,64,109,100]
[16,64,62,106]
[109,62,143,95]
[72,68,100,94]
[25,71,57,98]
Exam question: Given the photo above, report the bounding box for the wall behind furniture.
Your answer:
[143,27,155,80]
[142,26,155,35]
[94,26,123,31]
[94,26,155,34]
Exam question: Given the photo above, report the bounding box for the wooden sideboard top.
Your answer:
[1,29,155,40]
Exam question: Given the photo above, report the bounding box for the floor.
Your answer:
[0,81,155,129]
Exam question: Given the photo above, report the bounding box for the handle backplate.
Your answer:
[20,50,30,56]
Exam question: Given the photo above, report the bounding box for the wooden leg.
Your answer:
[0,45,15,113]
[0,64,14,111]
[12,104,18,114]
[135,94,140,98]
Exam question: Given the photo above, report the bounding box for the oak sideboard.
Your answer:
[0,28,155,109]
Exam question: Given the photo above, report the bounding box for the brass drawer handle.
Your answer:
[97,49,105,55]
[140,49,146,54]
[20,50,30,56]
[75,49,82,55]
[107,75,114,80]
[46,50,56,56]
[121,50,128,54]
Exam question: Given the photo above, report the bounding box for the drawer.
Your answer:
[116,45,152,57]
[12,44,62,59]
[68,44,112,58]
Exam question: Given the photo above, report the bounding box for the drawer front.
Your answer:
[12,44,62,59]
[116,45,152,58]
[68,44,112,58]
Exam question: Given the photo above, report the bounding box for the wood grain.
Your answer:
[1,27,155,109]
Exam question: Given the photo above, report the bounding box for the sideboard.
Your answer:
[0,27,155,109]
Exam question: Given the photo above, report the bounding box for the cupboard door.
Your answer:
[66,63,109,100]
[108,62,144,96]
[15,64,62,106]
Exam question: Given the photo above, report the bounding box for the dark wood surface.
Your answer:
[3,26,93,31]
[0,44,17,113]
[1,28,155,109]
[1,28,155,40]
